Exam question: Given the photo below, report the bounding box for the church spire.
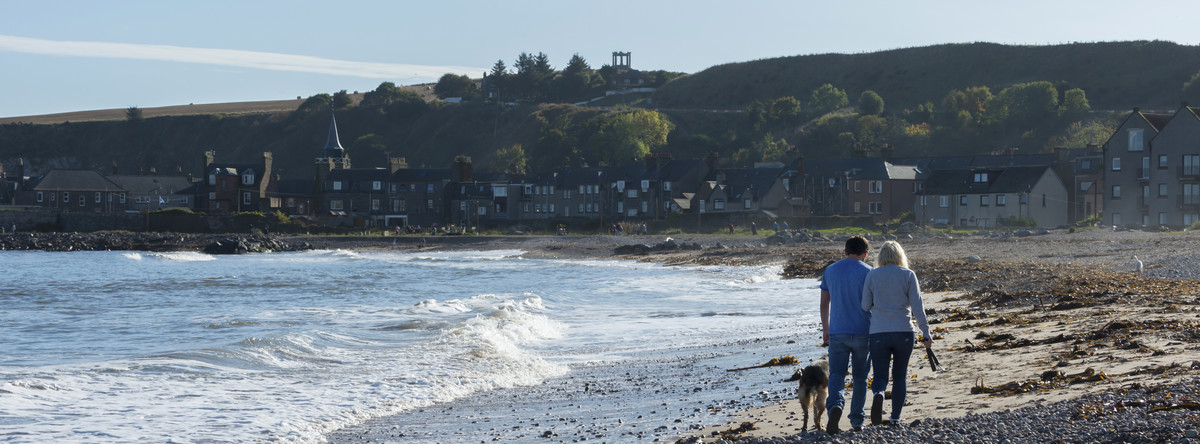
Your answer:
[317,114,350,168]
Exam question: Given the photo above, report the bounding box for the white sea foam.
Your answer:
[147,251,216,261]
[0,249,819,443]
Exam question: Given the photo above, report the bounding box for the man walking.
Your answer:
[819,236,872,434]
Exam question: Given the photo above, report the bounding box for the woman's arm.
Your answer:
[908,270,932,341]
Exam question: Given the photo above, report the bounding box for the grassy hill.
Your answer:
[655,41,1200,111]
[4,41,1200,180]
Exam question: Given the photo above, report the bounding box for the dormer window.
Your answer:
[242,169,255,185]
[973,172,989,183]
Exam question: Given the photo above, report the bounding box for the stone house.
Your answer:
[1101,108,1176,227]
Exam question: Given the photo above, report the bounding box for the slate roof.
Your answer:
[107,175,191,195]
[27,170,123,192]
[714,167,781,200]
[391,168,451,182]
[923,166,1052,195]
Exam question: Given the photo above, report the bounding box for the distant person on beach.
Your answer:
[861,240,932,427]
[772,220,780,233]
[751,221,757,235]
[819,236,872,434]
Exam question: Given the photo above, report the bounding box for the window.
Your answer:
[959,196,968,206]
[332,181,342,191]
[641,201,648,213]
[330,200,344,210]
[1160,155,1169,169]
[79,195,85,206]
[973,172,988,183]
[1141,157,1150,179]
[714,199,725,210]
[1185,155,1200,176]
[460,202,467,211]
[1128,129,1144,151]
[980,195,990,206]
[208,192,216,200]
[617,202,624,213]
[1112,157,1121,171]
[854,181,861,192]
[372,181,382,191]
[427,199,434,209]
[242,170,255,185]
[1187,214,1200,226]
[1081,159,1091,170]
[209,173,217,185]
[1185,184,1200,205]
[427,184,435,193]
[1160,213,1168,225]
[63,192,69,203]
[627,189,637,198]
[939,196,949,207]
[641,180,650,191]
[578,203,585,213]
[179,197,188,204]
[997,195,1006,206]
[1112,185,1121,199]
[745,198,752,209]
[549,204,556,213]
[120,194,126,204]
[371,199,380,211]
[854,202,861,213]
[563,190,571,199]
[663,181,672,191]
[1112,213,1121,226]
[534,204,541,213]
[869,180,882,194]
[94,192,101,203]
[477,205,487,215]
[36,191,43,202]
[243,192,252,205]
[1160,184,1169,197]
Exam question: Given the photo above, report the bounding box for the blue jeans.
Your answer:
[826,334,870,427]
[869,332,915,422]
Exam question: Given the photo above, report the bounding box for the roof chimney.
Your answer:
[389,157,408,174]
[454,155,473,182]
[707,152,719,171]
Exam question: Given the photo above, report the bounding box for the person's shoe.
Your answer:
[871,392,884,426]
[853,425,862,432]
[826,406,842,435]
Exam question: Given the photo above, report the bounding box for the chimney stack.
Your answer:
[454,155,473,182]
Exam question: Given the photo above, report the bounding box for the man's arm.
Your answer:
[820,289,831,345]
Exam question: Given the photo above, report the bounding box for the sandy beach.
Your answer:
[303,228,1200,442]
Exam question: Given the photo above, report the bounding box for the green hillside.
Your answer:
[3,41,1200,180]
[655,41,1200,111]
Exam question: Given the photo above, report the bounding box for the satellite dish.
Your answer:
[828,178,836,188]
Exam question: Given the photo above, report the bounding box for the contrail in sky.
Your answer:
[0,34,485,80]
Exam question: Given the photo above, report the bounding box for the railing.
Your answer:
[1137,168,1150,181]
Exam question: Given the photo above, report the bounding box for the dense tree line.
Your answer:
[435,52,683,104]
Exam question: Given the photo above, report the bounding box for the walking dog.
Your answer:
[784,356,829,431]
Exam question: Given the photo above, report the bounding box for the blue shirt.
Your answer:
[819,258,872,335]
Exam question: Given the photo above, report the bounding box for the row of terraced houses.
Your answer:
[2,106,1199,230]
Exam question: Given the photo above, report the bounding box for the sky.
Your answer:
[2,0,1199,118]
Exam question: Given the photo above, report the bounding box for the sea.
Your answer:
[0,248,825,443]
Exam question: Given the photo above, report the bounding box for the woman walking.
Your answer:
[861,240,932,426]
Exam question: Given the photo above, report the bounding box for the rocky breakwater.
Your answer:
[0,232,311,254]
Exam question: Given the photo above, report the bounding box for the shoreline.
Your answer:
[7,229,1200,441]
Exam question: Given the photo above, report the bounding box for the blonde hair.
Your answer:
[877,240,909,268]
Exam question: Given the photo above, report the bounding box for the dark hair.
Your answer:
[844,236,869,256]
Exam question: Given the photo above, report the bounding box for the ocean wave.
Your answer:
[147,251,217,262]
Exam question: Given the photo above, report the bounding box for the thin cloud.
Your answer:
[0,34,485,80]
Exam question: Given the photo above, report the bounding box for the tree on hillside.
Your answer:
[332,90,353,110]
[1058,88,1090,121]
[855,115,887,147]
[858,90,884,116]
[350,134,388,167]
[555,54,605,102]
[125,106,143,123]
[809,84,849,116]
[513,52,554,101]
[984,81,1058,129]
[581,109,674,165]
[362,82,402,107]
[942,86,992,126]
[1184,70,1200,105]
[1051,119,1118,149]
[491,143,528,174]
[769,96,803,126]
[488,59,510,100]
[434,73,478,100]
